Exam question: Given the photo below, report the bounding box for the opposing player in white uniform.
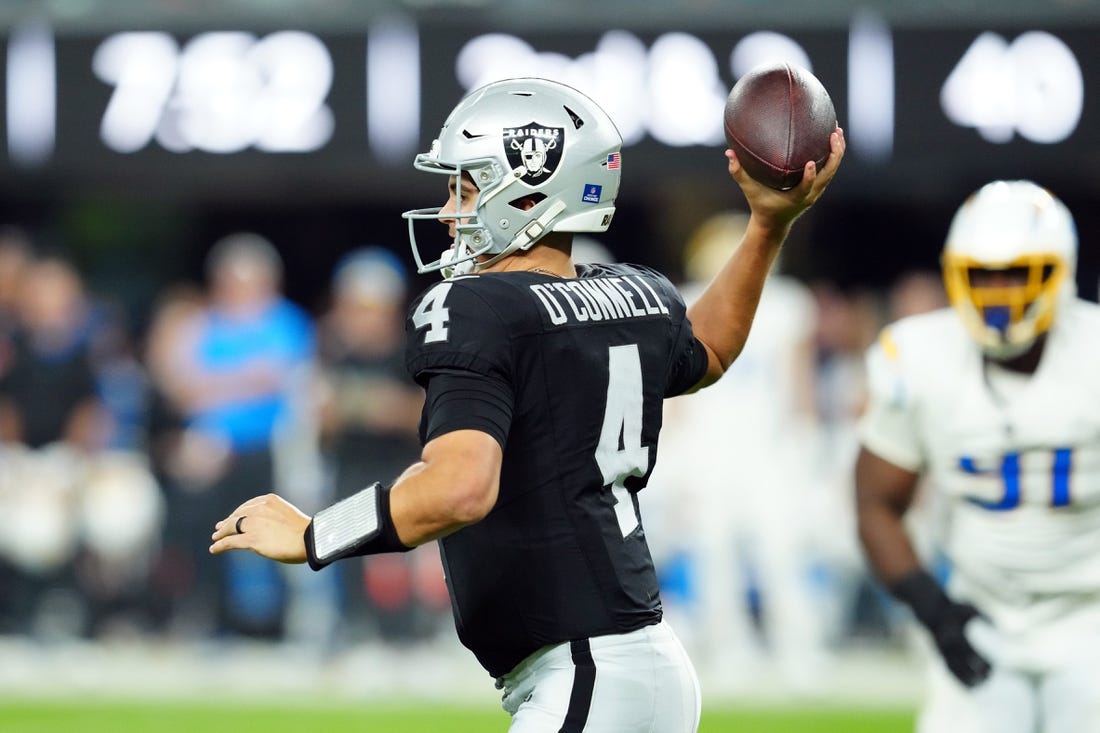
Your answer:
[856,180,1100,733]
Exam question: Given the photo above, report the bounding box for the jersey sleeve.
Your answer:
[858,327,925,472]
[405,279,514,386]
[647,269,707,397]
[666,327,708,397]
[421,369,514,448]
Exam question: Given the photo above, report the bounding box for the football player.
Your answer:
[211,77,844,732]
[856,180,1100,733]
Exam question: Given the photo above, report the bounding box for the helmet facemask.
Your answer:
[942,253,1069,360]
[403,150,510,279]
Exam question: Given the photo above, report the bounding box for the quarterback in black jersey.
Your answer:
[212,78,844,732]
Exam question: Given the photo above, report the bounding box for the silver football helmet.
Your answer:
[942,180,1077,360]
[402,78,622,278]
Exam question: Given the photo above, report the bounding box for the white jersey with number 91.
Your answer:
[860,300,1100,642]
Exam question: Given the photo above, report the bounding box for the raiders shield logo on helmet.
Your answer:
[503,123,564,184]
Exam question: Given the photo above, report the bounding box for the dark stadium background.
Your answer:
[0,4,1097,329]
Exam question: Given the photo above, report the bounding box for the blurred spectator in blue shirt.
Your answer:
[191,234,314,453]
[165,233,315,639]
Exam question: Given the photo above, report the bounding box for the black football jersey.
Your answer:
[404,262,708,677]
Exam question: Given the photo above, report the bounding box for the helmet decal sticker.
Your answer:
[582,184,602,203]
[504,122,564,184]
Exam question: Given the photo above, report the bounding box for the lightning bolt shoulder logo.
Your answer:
[503,122,564,185]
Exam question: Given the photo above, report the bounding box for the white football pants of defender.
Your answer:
[916,591,1100,733]
[500,620,701,732]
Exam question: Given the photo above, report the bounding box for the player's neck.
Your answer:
[985,335,1046,375]
[480,245,576,279]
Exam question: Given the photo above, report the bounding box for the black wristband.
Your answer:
[304,482,411,571]
[888,569,951,629]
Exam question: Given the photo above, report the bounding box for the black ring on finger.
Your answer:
[235,516,246,535]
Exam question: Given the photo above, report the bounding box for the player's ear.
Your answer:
[508,194,544,212]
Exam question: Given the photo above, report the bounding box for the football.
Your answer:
[723,61,837,191]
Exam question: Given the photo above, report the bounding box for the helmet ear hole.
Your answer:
[509,193,546,211]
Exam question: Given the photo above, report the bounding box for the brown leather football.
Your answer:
[723,62,837,190]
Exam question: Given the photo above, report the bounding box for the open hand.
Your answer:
[210,493,311,563]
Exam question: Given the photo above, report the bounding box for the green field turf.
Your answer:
[0,700,915,732]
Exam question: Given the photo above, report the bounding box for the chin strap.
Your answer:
[440,245,475,279]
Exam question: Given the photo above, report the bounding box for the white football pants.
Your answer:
[500,619,701,732]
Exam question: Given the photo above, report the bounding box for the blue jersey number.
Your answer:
[960,447,1073,511]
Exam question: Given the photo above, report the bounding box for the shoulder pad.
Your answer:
[405,279,514,384]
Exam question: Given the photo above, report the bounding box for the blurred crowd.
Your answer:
[0,227,448,651]
[0,217,949,689]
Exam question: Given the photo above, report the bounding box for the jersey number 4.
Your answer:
[596,344,649,538]
[412,283,453,344]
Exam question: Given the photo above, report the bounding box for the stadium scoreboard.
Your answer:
[1,16,1097,199]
